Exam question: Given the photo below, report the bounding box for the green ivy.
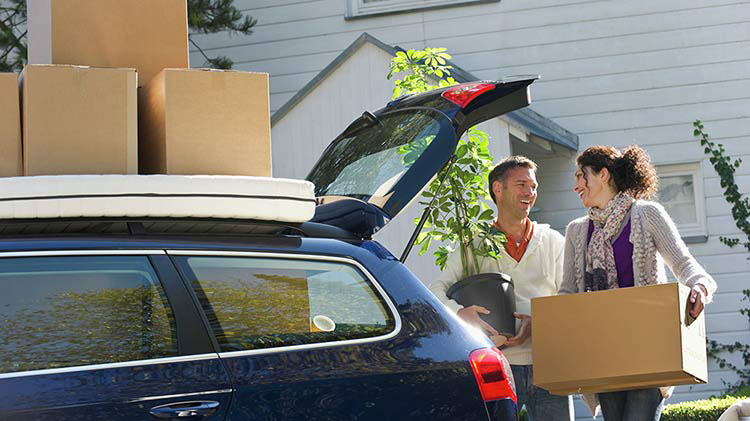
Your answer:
[694,120,750,392]
[387,48,506,278]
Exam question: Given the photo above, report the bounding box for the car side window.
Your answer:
[177,256,396,352]
[0,256,178,374]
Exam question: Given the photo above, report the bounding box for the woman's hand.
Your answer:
[505,313,531,347]
[689,284,708,318]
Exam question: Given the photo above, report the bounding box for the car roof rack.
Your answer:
[0,217,358,240]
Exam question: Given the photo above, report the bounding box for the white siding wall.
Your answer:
[270,42,395,179]
[195,0,750,415]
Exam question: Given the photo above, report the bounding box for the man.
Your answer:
[430,156,573,420]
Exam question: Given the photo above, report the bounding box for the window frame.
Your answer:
[168,250,402,358]
[0,250,218,379]
[345,0,500,19]
[655,162,707,240]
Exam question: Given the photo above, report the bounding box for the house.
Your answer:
[189,0,750,416]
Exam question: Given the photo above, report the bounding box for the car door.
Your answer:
[168,250,487,420]
[0,251,233,421]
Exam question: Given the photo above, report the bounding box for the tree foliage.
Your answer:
[388,48,506,278]
[0,0,256,71]
[0,0,26,72]
[187,0,257,69]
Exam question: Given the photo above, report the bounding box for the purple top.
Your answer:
[587,218,634,288]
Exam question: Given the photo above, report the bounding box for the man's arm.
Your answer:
[428,247,466,313]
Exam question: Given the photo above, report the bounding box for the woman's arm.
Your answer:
[559,221,581,295]
[644,202,717,302]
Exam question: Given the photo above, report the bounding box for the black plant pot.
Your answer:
[446,272,516,337]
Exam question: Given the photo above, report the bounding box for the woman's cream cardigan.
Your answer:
[559,200,717,416]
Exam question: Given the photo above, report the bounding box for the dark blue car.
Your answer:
[0,77,536,420]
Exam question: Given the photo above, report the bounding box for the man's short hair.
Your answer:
[488,156,538,203]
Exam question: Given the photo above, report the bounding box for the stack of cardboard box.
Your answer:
[0,0,271,177]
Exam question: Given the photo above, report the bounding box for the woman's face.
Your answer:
[574,165,611,208]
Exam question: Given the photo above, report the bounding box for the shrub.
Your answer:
[661,387,750,420]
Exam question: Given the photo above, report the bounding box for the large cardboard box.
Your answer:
[531,283,707,395]
[27,0,188,87]
[22,65,137,175]
[139,69,271,176]
[0,73,21,177]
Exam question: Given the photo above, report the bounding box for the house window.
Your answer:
[346,0,500,19]
[656,162,706,240]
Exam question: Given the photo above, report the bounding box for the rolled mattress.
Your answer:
[0,175,316,223]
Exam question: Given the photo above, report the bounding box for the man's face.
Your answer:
[494,166,538,219]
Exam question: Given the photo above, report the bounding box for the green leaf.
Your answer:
[479,209,494,221]
[419,236,432,255]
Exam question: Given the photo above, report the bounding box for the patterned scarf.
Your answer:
[585,191,634,291]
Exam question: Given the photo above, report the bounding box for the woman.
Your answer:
[559,145,717,420]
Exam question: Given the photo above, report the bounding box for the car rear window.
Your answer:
[175,256,396,352]
[306,110,443,202]
[0,256,178,374]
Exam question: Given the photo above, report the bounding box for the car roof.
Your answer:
[0,225,395,273]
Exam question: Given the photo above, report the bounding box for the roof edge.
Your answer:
[272,33,393,127]
[271,32,578,151]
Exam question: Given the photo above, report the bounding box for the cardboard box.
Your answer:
[0,73,21,177]
[531,283,707,395]
[27,0,188,87]
[22,65,137,175]
[139,69,271,176]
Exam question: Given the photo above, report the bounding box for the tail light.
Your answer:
[441,82,495,108]
[469,347,517,403]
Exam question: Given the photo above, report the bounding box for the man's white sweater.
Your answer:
[429,222,565,366]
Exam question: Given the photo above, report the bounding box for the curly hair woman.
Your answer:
[559,145,717,420]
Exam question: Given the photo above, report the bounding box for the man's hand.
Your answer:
[689,284,708,318]
[505,313,531,347]
[457,305,499,337]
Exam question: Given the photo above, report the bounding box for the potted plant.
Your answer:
[388,48,516,337]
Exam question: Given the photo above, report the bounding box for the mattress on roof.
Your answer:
[0,175,316,223]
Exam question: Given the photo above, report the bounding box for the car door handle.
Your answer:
[149,400,220,419]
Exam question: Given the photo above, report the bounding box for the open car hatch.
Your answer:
[306,77,538,238]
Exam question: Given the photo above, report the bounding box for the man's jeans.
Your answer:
[598,388,665,421]
[510,364,573,420]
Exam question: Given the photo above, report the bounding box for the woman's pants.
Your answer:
[598,388,665,421]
